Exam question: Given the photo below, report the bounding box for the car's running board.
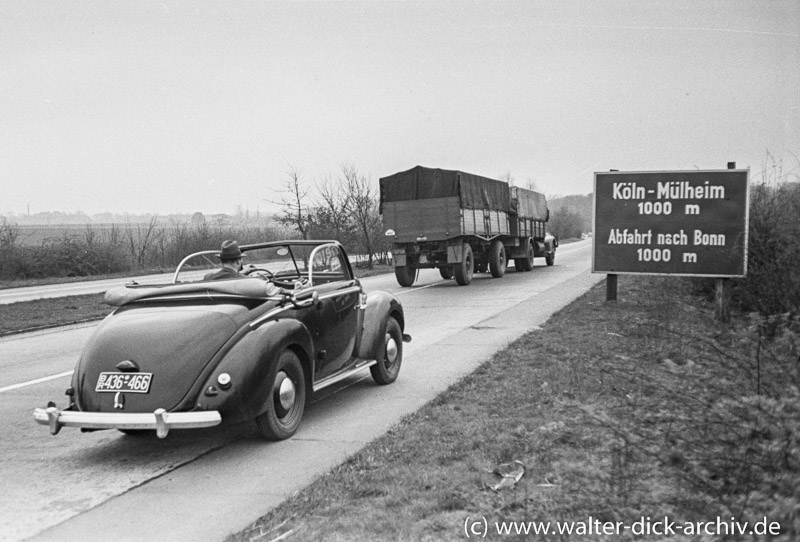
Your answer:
[313,360,377,392]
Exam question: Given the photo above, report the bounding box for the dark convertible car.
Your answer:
[34,240,409,440]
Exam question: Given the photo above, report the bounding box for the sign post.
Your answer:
[593,169,749,318]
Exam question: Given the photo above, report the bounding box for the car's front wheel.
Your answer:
[255,350,306,440]
[370,317,403,385]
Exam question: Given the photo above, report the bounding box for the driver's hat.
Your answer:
[218,240,243,261]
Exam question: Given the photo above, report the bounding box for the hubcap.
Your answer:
[275,371,296,411]
[385,335,398,365]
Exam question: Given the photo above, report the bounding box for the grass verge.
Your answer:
[228,275,799,542]
[0,294,108,336]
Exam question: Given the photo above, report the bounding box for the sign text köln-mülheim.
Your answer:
[592,170,749,277]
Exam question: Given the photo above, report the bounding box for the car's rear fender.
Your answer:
[356,291,405,361]
[197,319,314,423]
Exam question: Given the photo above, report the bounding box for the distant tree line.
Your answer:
[0,216,284,281]
[548,194,592,240]
[0,163,389,282]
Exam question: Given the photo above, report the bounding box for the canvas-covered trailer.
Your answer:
[380,166,557,287]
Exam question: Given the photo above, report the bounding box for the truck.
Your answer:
[379,165,557,287]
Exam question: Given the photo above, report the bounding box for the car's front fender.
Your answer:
[356,291,405,361]
[545,233,558,251]
[198,319,315,423]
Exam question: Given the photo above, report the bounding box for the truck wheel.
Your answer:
[515,242,534,272]
[439,266,453,280]
[546,251,555,266]
[489,240,507,278]
[394,265,416,287]
[454,243,474,285]
[370,317,403,385]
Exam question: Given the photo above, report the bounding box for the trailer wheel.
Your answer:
[489,240,507,278]
[546,251,555,266]
[394,265,416,287]
[454,243,474,286]
[439,266,453,280]
[515,241,534,272]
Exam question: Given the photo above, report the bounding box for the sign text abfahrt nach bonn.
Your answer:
[593,170,749,277]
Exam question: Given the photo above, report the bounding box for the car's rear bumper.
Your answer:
[33,406,222,439]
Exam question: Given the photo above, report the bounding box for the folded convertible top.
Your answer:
[104,278,275,306]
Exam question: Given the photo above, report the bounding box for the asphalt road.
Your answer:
[0,239,601,542]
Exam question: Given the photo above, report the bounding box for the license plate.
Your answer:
[95,372,153,394]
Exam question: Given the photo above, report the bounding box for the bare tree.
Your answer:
[125,216,162,269]
[272,165,311,239]
[499,171,516,186]
[313,174,354,242]
[524,176,540,192]
[0,217,20,249]
[341,164,381,268]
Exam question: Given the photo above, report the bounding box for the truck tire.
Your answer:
[439,266,453,280]
[454,243,474,286]
[546,251,555,266]
[489,240,507,278]
[394,265,416,287]
[515,241,534,272]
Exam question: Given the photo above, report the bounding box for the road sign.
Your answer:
[593,170,749,277]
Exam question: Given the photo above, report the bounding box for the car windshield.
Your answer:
[173,242,351,285]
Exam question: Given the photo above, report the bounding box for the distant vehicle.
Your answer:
[380,166,557,286]
[34,240,409,440]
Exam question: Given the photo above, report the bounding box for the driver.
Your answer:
[203,240,294,297]
[204,240,244,280]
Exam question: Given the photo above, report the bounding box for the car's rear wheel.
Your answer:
[370,317,403,385]
[255,350,306,440]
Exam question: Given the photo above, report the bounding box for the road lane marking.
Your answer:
[0,370,73,393]
[393,282,440,295]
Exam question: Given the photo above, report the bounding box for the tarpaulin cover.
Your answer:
[380,165,549,220]
[511,186,549,220]
[379,166,510,212]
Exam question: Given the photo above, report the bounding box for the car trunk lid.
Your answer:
[75,305,241,413]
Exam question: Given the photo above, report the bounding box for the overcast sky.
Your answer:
[2,1,798,216]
